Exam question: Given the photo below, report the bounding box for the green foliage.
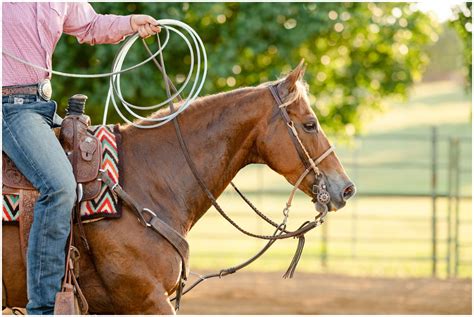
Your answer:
[52,3,439,134]
[450,2,472,89]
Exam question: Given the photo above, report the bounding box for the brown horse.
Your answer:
[2,63,355,314]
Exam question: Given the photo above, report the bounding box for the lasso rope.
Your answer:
[2,19,207,129]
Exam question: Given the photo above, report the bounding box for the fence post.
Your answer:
[431,126,438,277]
[321,219,328,268]
[446,138,454,278]
[351,137,359,259]
[256,165,264,240]
[453,138,461,277]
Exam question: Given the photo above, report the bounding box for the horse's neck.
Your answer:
[120,87,272,233]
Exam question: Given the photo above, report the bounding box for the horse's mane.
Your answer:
[124,76,309,129]
[125,86,261,129]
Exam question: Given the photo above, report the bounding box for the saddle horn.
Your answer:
[67,94,88,115]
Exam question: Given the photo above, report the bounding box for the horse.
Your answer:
[2,62,355,314]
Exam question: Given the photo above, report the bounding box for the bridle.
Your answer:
[268,83,335,214]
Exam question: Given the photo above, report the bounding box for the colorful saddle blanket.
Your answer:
[2,125,122,223]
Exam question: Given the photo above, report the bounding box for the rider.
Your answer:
[2,3,160,314]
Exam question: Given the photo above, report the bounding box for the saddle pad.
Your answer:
[2,125,123,222]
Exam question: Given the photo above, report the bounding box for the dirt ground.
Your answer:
[178,272,471,315]
[4,272,470,315]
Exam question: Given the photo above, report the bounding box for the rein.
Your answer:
[97,47,335,309]
[141,38,336,300]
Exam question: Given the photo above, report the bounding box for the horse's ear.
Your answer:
[278,59,306,98]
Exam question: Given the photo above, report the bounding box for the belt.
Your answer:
[2,79,52,101]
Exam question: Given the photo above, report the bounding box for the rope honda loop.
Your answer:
[2,19,208,129]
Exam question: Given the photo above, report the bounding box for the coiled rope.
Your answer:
[2,19,207,129]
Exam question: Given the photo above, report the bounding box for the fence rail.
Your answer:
[190,127,472,278]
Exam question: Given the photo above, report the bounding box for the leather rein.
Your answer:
[92,39,335,311]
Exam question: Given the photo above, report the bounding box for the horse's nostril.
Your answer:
[342,183,356,201]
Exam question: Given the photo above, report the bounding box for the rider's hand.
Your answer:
[130,15,161,38]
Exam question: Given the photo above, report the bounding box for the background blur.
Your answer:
[52,2,471,314]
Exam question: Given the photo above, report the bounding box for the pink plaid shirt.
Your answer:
[2,2,134,86]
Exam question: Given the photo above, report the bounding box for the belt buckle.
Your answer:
[38,79,52,101]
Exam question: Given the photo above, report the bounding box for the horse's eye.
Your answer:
[303,121,317,132]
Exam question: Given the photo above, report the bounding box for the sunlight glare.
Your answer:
[415,1,465,22]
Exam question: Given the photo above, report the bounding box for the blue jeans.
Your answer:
[2,96,76,315]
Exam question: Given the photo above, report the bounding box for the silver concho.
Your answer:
[38,79,52,101]
[316,189,331,205]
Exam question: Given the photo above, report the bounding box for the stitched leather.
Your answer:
[18,190,39,266]
[2,155,33,189]
[59,115,102,184]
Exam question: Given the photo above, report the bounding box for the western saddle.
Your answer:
[2,94,101,314]
[3,94,102,200]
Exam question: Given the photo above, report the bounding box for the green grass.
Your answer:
[187,80,472,278]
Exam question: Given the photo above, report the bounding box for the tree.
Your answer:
[52,3,439,134]
[450,2,472,89]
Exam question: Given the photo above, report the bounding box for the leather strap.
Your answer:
[99,170,190,278]
[269,84,312,170]
[2,80,52,100]
[148,217,190,274]
[60,216,75,292]
[75,199,90,252]
[2,84,38,96]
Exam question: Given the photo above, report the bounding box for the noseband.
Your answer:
[268,84,335,213]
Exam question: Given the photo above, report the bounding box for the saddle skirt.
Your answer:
[2,125,122,223]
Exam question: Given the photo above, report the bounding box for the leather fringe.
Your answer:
[283,235,305,279]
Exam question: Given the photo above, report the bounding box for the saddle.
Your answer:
[2,94,102,264]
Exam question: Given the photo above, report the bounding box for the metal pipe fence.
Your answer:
[322,128,471,277]
[189,127,472,278]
